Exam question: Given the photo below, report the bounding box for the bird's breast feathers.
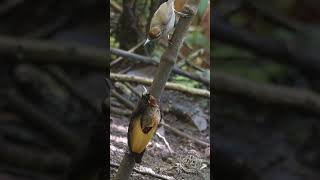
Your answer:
[165,11,175,35]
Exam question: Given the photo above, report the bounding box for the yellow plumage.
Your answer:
[127,93,161,163]
[129,115,158,153]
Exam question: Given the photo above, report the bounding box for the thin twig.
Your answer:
[111,107,132,116]
[111,89,135,110]
[111,73,210,98]
[111,41,144,67]
[160,122,209,147]
[124,82,142,98]
[156,132,174,154]
[111,98,125,108]
[110,48,209,85]
[183,49,206,72]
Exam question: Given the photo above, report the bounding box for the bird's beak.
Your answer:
[144,38,150,46]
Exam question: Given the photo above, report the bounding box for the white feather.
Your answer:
[142,86,148,95]
[144,38,151,46]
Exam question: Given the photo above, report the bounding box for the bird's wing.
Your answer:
[151,2,171,28]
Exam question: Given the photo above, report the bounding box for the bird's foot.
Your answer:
[167,34,174,46]
[168,38,174,46]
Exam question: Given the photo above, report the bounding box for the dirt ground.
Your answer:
[110,89,210,180]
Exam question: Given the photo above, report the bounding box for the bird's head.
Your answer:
[149,26,161,40]
[144,27,161,46]
[141,86,158,107]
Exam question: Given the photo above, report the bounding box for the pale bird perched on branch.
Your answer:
[144,0,189,46]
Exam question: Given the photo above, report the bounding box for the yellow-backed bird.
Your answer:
[127,87,161,163]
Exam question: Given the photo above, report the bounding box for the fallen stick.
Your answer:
[160,122,209,147]
[111,41,144,67]
[124,82,142,98]
[156,132,174,154]
[110,48,209,85]
[111,73,210,98]
[111,89,135,110]
[111,107,132,116]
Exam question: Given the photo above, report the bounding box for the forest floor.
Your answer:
[110,88,210,180]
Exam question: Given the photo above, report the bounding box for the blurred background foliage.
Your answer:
[213,0,320,179]
[213,0,320,86]
[0,0,107,179]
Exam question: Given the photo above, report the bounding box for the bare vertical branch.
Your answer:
[150,0,201,99]
[114,0,201,179]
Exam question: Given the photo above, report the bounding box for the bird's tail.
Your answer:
[129,150,145,164]
[144,38,157,56]
[144,40,153,56]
